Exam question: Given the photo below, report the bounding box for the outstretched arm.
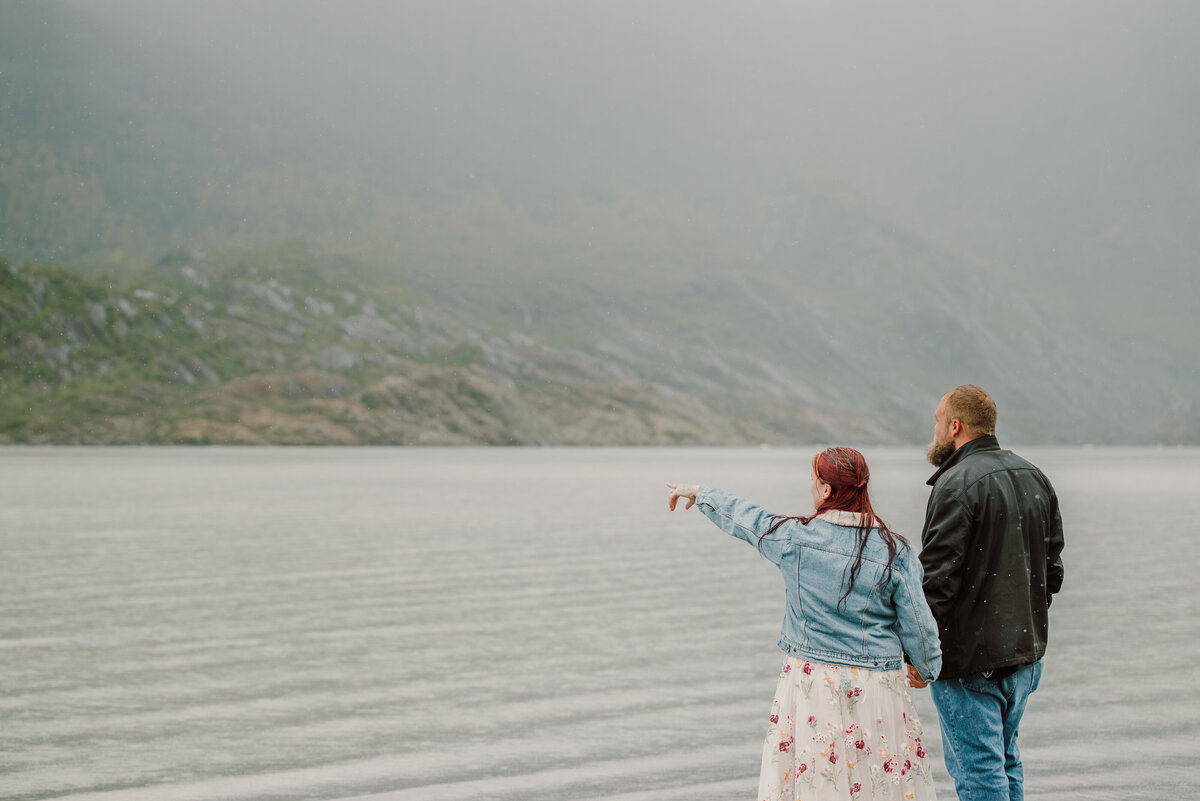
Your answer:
[668,484,791,565]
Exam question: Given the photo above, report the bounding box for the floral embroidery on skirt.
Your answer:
[759,656,937,801]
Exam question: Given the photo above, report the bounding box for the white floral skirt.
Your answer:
[758,656,937,801]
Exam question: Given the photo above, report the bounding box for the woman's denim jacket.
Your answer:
[697,487,942,681]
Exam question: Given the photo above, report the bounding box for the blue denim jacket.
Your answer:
[697,486,942,680]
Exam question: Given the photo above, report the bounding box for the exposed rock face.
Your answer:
[315,346,359,371]
[223,371,357,401]
[120,363,801,446]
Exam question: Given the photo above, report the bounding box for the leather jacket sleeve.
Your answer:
[1046,491,1066,603]
[919,489,971,622]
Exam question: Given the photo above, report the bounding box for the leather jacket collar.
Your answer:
[926,435,1000,487]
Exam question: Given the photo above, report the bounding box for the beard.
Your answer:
[926,437,955,467]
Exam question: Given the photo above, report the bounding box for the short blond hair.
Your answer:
[944,385,997,436]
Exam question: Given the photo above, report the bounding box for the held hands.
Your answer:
[906,664,929,689]
[666,483,699,511]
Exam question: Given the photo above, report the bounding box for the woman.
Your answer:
[667,447,941,801]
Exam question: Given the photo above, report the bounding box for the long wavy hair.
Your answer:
[760,447,908,609]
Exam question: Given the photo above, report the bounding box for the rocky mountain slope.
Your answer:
[3,235,1192,445]
[0,244,837,445]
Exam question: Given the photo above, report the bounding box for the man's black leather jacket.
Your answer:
[920,436,1065,680]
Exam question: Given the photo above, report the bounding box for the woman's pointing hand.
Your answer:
[666,483,699,511]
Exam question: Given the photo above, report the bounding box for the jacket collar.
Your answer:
[926,434,1001,486]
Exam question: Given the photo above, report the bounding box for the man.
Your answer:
[910,385,1065,801]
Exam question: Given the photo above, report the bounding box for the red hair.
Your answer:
[763,447,907,609]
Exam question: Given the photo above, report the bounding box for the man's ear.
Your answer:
[949,418,963,438]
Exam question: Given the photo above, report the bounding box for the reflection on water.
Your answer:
[1,446,1197,800]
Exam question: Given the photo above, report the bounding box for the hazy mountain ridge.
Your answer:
[4,238,1193,445]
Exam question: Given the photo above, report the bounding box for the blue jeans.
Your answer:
[930,662,1043,801]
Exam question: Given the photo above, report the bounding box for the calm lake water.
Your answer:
[1,446,1197,801]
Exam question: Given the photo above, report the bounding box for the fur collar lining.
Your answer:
[815,509,869,528]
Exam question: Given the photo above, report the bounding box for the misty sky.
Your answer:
[80,2,1197,211]
[46,0,1196,329]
